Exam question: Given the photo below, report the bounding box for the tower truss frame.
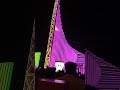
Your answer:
[23,19,35,90]
[44,0,59,68]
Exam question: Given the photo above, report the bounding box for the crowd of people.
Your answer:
[35,62,98,90]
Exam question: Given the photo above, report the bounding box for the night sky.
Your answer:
[1,1,34,89]
[1,0,120,89]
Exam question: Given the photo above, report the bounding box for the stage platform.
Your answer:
[36,78,67,90]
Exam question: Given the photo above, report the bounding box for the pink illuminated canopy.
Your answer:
[49,0,85,74]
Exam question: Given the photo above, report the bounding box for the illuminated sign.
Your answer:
[35,52,41,69]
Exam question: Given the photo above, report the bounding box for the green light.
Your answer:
[0,62,14,90]
[35,52,41,67]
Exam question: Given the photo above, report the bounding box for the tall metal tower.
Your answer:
[44,0,59,69]
[23,19,35,90]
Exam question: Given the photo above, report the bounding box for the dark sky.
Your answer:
[1,1,34,89]
[60,0,120,67]
[0,0,120,89]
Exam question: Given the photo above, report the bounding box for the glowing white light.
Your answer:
[55,62,64,72]
[55,26,59,31]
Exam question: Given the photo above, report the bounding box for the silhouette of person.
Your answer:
[35,66,41,76]
[57,62,85,90]
[46,67,56,79]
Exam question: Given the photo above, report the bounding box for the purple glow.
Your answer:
[85,50,120,89]
[49,0,85,74]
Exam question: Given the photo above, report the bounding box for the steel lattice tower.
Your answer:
[23,19,35,90]
[44,0,59,69]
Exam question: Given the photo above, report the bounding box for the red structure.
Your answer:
[36,79,67,90]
